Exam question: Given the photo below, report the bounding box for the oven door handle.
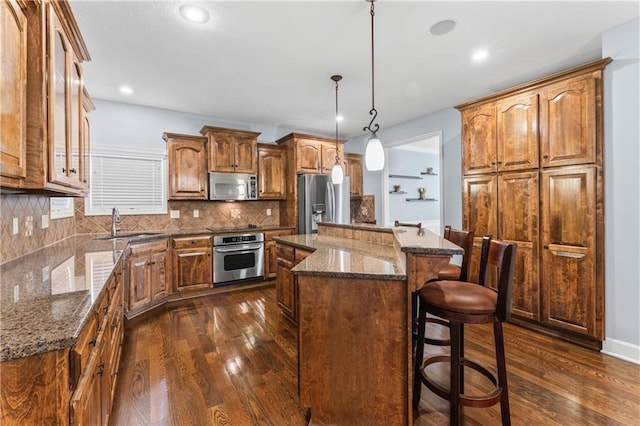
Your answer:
[214,244,263,253]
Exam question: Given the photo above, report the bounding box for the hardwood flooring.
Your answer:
[110,286,640,425]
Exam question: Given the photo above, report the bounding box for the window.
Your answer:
[85,148,167,216]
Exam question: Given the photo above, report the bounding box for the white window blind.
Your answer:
[85,149,167,216]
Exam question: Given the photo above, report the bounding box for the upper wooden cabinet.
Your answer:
[276,133,344,175]
[0,0,28,187]
[164,133,208,200]
[540,74,599,168]
[461,103,496,175]
[496,92,539,172]
[257,143,286,199]
[8,0,92,196]
[345,153,363,199]
[200,126,260,174]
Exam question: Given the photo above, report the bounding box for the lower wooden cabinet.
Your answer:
[264,229,294,280]
[125,239,170,314]
[172,235,212,292]
[70,260,124,425]
[275,242,312,324]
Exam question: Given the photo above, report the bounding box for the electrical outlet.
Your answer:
[12,217,18,235]
[193,209,199,218]
[266,208,272,216]
[13,285,19,303]
[170,210,180,219]
[25,216,34,236]
[42,214,49,229]
[42,265,50,283]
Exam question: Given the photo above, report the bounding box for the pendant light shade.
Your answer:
[365,133,384,171]
[363,0,384,171]
[331,74,344,184]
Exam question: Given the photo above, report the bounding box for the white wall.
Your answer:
[357,107,462,228]
[602,18,640,362]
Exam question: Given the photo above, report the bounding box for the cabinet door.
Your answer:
[80,108,91,187]
[541,166,600,339]
[461,103,496,175]
[496,92,539,172]
[49,14,71,186]
[150,251,169,300]
[209,133,235,172]
[540,75,597,167]
[68,61,83,186]
[320,143,341,174]
[264,241,277,280]
[174,248,212,291]
[276,257,296,321]
[0,0,27,185]
[498,171,539,320]
[463,174,497,282]
[234,136,257,174]
[70,341,104,426]
[296,140,321,173]
[345,154,363,198]
[258,146,286,199]
[127,255,151,310]
[168,139,207,200]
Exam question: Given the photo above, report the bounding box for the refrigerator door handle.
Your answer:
[326,182,335,223]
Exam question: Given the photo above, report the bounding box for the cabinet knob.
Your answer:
[97,362,105,376]
[89,338,97,346]
[70,169,77,174]
[543,245,549,249]
[490,162,496,166]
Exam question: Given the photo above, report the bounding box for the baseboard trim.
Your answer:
[602,338,640,364]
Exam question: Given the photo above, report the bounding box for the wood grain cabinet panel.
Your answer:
[497,92,539,172]
[461,103,496,175]
[345,153,363,199]
[172,236,213,292]
[296,139,322,173]
[541,166,601,339]
[200,126,260,174]
[540,74,598,168]
[0,0,28,187]
[125,239,170,314]
[463,174,497,283]
[257,144,286,199]
[320,143,342,174]
[164,133,208,200]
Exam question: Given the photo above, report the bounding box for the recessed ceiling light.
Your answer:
[119,85,133,95]
[336,115,344,123]
[179,4,210,24]
[429,19,456,36]
[472,49,489,62]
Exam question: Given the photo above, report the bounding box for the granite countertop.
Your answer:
[276,226,463,281]
[276,234,406,280]
[0,235,127,362]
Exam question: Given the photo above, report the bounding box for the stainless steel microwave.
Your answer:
[209,172,258,201]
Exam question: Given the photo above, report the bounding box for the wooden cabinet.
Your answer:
[457,58,609,349]
[345,153,363,198]
[18,0,92,195]
[200,126,260,174]
[275,242,312,324]
[125,239,170,314]
[172,235,213,292]
[541,166,602,339]
[263,229,294,280]
[258,144,286,199]
[70,261,124,425]
[0,0,28,188]
[164,133,208,200]
[277,134,344,175]
[79,88,94,188]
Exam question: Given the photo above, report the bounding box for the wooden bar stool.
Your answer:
[413,236,516,425]
[422,226,475,346]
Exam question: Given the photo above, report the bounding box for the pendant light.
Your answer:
[363,0,384,171]
[331,74,344,184]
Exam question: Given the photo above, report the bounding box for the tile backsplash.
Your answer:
[74,199,280,234]
[1,194,75,263]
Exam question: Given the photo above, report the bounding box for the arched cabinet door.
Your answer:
[164,133,208,200]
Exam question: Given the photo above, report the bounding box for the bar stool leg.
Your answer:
[494,321,511,426]
[459,323,465,395]
[412,302,427,408]
[450,321,462,425]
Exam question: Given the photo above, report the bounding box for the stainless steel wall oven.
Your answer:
[213,233,264,285]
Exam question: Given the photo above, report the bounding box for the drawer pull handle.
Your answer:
[89,338,97,346]
[550,250,585,259]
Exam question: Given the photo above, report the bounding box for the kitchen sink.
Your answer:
[93,232,162,241]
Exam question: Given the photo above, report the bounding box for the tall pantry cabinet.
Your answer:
[457,58,610,350]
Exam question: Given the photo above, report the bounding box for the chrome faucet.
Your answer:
[111,207,121,237]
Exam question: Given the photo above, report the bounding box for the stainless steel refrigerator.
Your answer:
[298,174,350,234]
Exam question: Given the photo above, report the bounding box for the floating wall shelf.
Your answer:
[420,172,438,176]
[389,191,408,194]
[405,198,438,202]
[389,174,422,179]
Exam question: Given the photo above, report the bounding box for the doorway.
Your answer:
[382,131,443,234]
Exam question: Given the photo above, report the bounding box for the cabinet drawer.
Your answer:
[264,229,294,241]
[70,313,98,391]
[172,235,212,249]
[277,244,295,261]
[295,249,312,263]
[129,239,168,256]
[95,292,109,332]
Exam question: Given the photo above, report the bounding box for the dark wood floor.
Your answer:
[110,286,640,425]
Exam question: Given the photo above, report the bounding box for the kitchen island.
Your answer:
[274,223,462,426]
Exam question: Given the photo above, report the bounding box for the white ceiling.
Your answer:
[69,1,639,140]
